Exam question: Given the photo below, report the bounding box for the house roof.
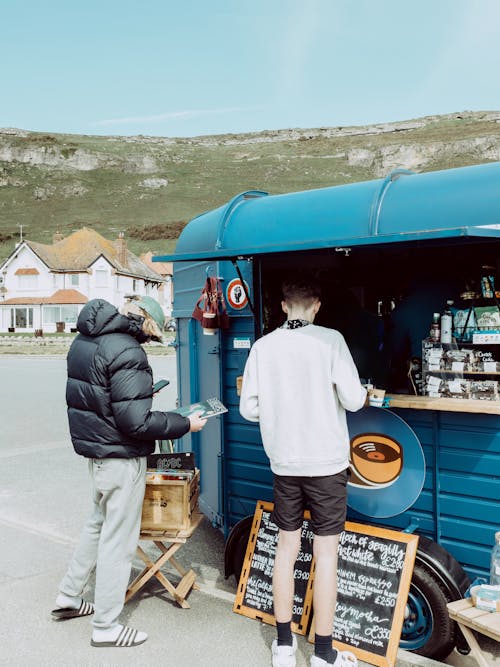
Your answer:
[2,289,88,305]
[140,251,173,277]
[25,227,164,282]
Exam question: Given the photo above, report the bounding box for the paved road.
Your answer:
[0,356,497,667]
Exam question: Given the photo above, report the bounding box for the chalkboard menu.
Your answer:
[313,521,418,667]
[233,500,314,635]
[234,502,418,667]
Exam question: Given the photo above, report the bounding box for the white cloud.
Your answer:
[94,107,249,127]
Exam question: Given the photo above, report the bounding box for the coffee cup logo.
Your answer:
[349,433,403,489]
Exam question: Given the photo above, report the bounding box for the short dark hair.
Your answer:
[282,274,321,306]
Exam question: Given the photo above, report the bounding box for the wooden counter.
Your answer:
[386,393,500,415]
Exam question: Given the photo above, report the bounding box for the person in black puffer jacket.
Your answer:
[52,298,207,648]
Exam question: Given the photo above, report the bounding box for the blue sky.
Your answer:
[2,0,500,138]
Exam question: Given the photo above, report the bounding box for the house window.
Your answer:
[71,274,79,287]
[18,274,38,290]
[43,305,78,324]
[95,270,108,287]
[132,279,138,291]
[11,307,33,328]
[61,305,78,322]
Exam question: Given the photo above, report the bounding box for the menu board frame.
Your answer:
[309,521,419,667]
[233,500,315,635]
[234,501,418,667]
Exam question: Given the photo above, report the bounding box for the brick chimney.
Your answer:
[116,232,127,265]
[53,231,64,244]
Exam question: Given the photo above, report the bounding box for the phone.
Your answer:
[152,379,170,393]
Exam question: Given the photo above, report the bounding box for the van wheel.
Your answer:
[224,516,253,582]
[400,562,456,661]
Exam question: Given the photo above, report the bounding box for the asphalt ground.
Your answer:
[0,356,498,667]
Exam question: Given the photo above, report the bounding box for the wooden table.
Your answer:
[447,598,500,667]
[126,513,203,609]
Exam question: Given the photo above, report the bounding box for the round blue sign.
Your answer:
[346,407,426,518]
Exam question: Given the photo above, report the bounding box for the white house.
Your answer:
[0,227,165,333]
[140,251,173,318]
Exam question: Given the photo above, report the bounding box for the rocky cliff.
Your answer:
[1,110,500,259]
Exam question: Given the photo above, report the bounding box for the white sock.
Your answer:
[92,624,148,643]
[55,592,82,609]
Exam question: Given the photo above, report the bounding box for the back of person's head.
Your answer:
[282,274,321,308]
[121,295,165,341]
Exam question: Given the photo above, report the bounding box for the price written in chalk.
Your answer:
[233,504,315,635]
[332,524,418,665]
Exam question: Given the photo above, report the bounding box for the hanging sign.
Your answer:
[346,407,425,518]
[226,278,249,310]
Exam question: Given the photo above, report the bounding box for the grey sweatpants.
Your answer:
[59,457,147,629]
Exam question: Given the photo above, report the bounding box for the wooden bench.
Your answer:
[126,512,203,609]
[447,597,500,667]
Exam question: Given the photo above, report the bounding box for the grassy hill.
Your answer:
[1,110,500,262]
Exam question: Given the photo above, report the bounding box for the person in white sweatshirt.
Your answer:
[239,275,366,667]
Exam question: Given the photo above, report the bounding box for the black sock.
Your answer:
[314,634,337,664]
[276,620,293,647]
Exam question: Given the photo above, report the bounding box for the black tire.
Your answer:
[231,529,251,582]
[224,516,253,581]
[400,562,457,661]
[416,535,470,597]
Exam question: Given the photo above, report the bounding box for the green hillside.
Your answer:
[1,111,500,263]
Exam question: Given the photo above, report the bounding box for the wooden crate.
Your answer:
[141,469,200,532]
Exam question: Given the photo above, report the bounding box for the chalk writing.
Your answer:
[334,528,409,657]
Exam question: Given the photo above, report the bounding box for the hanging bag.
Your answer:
[192,276,230,333]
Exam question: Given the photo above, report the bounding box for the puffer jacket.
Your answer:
[66,299,190,458]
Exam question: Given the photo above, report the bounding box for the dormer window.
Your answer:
[71,274,80,287]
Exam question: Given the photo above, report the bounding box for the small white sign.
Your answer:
[451,361,465,372]
[484,361,498,372]
[233,337,251,349]
[473,331,500,344]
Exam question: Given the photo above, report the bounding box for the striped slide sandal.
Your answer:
[91,626,148,648]
[51,599,94,620]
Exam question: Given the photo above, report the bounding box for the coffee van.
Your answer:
[155,161,500,660]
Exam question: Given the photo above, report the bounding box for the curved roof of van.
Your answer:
[155,161,500,262]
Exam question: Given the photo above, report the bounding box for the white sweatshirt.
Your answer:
[239,324,367,476]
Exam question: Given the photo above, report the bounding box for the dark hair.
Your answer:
[281,274,321,306]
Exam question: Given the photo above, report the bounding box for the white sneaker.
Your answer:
[271,635,297,667]
[310,650,358,667]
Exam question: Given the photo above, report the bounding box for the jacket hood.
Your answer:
[77,299,144,338]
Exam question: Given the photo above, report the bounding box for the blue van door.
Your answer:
[192,320,224,525]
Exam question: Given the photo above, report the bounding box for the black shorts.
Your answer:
[271,469,348,536]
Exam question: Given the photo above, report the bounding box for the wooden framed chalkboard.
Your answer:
[233,502,418,667]
[310,521,419,667]
[233,500,315,635]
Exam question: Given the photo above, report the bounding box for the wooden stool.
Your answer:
[447,598,500,667]
[126,513,203,609]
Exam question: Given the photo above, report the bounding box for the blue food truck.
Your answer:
[155,161,500,661]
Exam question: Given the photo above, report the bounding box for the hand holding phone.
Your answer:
[152,379,170,393]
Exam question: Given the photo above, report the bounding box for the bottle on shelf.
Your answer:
[440,301,454,345]
[490,531,500,586]
[430,313,441,342]
[481,265,496,299]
